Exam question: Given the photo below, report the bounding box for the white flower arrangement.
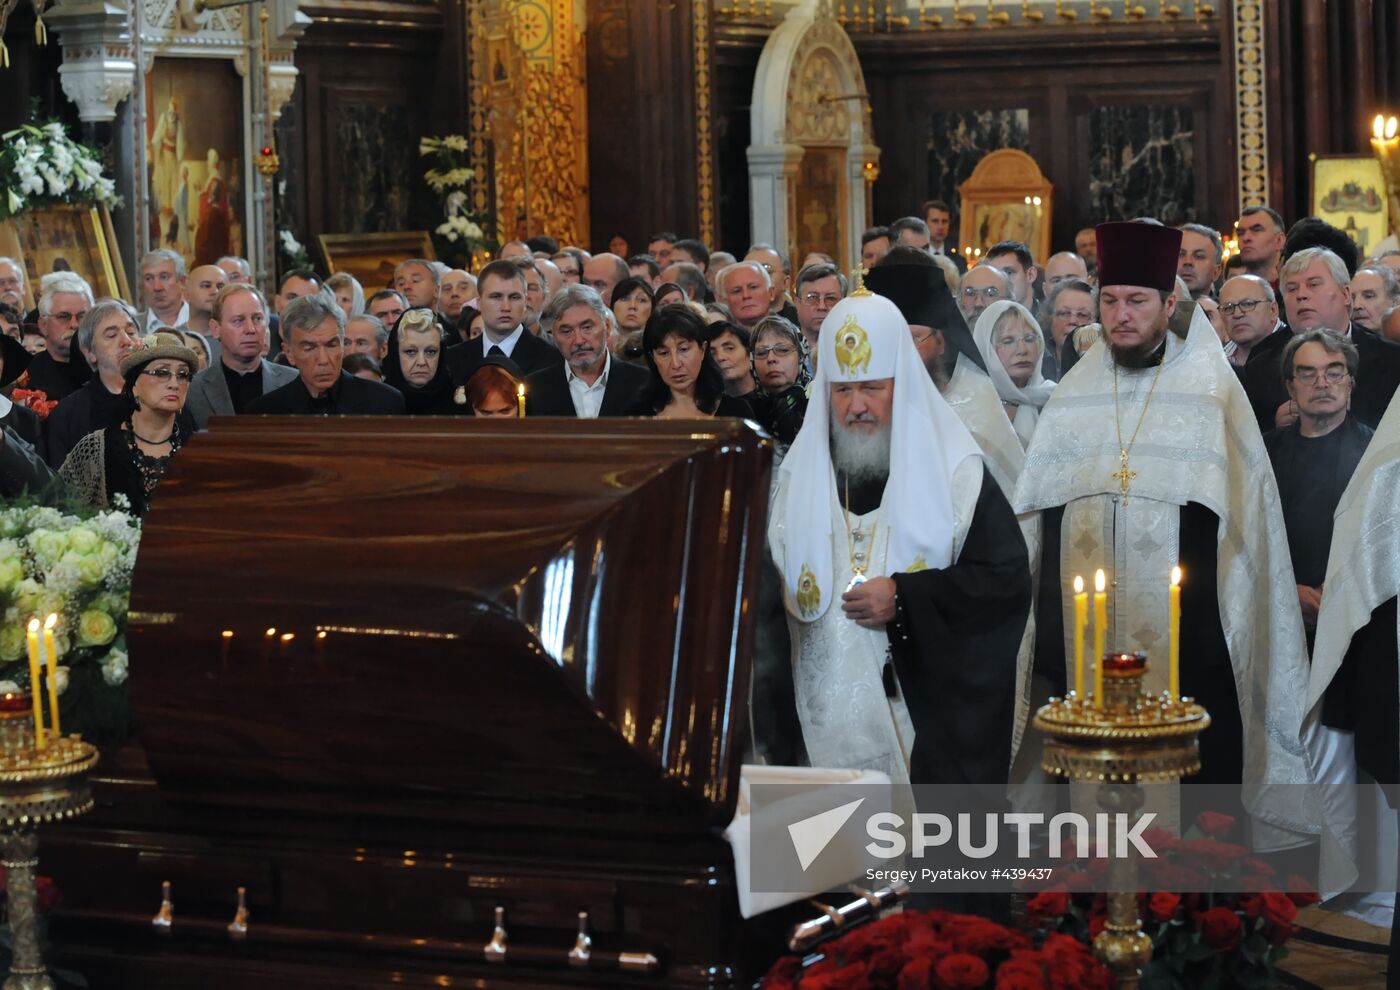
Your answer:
[1,118,120,220]
[420,133,491,257]
[0,504,140,742]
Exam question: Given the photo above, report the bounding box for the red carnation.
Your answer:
[1259,890,1299,932]
[898,956,934,990]
[1025,887,1069,919]
[934,952,990,989]
[1197,906,1243,952]
[1195,811,1236,837]
[1147,891,1181,921]
[803,960,870,990]
[995,959,1048,990]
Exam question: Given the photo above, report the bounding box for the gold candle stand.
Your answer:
[1031,654,1210,990]
[0,697,98,990]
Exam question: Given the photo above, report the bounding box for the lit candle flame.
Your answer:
[1374,114,1385,141]
[27,618,38,635]
[1094,568,1106,593]
[1171,565,1182,587]
[1388,116,1398,140]
[43,613,57,631]
[1073,575,1084,594]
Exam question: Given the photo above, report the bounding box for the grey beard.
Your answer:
[830,415,892,484]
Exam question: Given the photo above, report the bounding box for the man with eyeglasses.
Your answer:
[1040,278,1095,379]
[1220,274,1290,434]
[956,265,1011,325]
[186,284,299,428]
[792,262,848,364]
[1264,330,1371,640]
[25,272,94,402]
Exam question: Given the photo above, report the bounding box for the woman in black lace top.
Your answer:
[58,331,198,516]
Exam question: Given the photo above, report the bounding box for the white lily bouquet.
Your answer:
[0,117,119,220]
[421,134,492,260]
[0,503,140,745]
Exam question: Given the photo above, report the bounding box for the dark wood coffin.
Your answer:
[41,416,777,988]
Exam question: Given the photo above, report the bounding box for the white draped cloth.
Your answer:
[1013,307,1338,863]
[971,300,1057,449]
[941,353,1026,499]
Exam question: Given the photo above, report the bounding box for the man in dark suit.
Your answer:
[1221,274,1291,435]
[525,285,647,418]
[247,295,405,416]
[923,199,968,273]
[186,284,300,428]
[446,259,563,385]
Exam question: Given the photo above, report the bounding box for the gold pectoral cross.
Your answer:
[1112,449,1137,503]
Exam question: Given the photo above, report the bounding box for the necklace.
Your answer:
[842,475,878,593]
[124,421,183,503]
[1110,358,1166,504]
[131,426,173,445]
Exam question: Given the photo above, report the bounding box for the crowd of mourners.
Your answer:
[0,199,1395,564]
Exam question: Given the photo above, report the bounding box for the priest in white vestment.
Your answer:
[757,285,1032,790]
[1014,221,1329,855]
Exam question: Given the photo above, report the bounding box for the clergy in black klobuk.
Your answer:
[756,286,1031,793]
[1014,222,1328,855]
[1264,329,1373,650]
[245,295,405,416]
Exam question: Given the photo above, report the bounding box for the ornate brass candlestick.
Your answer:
[1032,654,1210,990]
[0,695,98,990]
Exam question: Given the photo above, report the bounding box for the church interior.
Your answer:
[0,1,1398,988]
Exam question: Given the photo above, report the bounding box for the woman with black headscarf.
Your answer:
[746,314,810,446]
[380,308,467,415]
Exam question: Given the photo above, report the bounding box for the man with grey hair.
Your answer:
[512,256,546,334]
[1220,273,1290,433]
[394,259,440,311]
[661,262,708,302]
[345,313,390,362]
[1177,223,1224,299]
[46,300,151,467]
[744,243,793,316]
[718,260,773,331]
[1265,329,1372,636]
[216,255,254,285]
[1349,263,1400,334]
[1280,245,1400,427]
[139,248,189,332]
[956,263,1012,325]
[246,294,404,415]
[524,284,647,418]
[0,257,25,311]
[792,262,848,358]
[187,284,299,427]
[28,272,95,400]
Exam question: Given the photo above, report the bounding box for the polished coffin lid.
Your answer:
[128,417,772,841]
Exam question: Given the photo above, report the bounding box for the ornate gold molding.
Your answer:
[467,0,588,247]
[1232,0,1267,210]
[694,0,716,246]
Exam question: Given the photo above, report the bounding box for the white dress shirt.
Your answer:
[482,324,525,358]
[145,302,190,332]
[566,351,611,419]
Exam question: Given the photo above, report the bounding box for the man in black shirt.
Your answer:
[46,300,145,468]
[186,284,299,428]
[23,273,93,402]
[247,295,405,416]
[1264,330,1373,641]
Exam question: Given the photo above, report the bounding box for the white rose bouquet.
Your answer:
[0,503,139,745]
[420,134,493,262]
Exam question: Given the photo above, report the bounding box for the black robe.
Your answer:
[1034,501,1244,788]
[22,351,91,402]
[245,370,406,416]
[1236,327,1293,436]
[751,465,1031,788]
[1264,415,1373,589]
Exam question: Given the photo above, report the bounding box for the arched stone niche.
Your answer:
[747,0,877,272]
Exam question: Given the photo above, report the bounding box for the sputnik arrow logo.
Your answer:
[787,798,866,870]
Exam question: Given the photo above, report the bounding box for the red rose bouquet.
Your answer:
[760,908,1114,990]
[1025,812,1321,990]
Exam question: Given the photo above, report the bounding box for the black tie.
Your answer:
[488,345,504,357]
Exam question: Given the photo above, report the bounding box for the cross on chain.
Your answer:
[1111,450,1137,504]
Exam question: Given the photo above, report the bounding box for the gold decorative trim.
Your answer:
[467,0,491,219]
[1232,0,1268,210]
[693,0,716,246]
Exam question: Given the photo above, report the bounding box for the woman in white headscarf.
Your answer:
[972,300,1056,448]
